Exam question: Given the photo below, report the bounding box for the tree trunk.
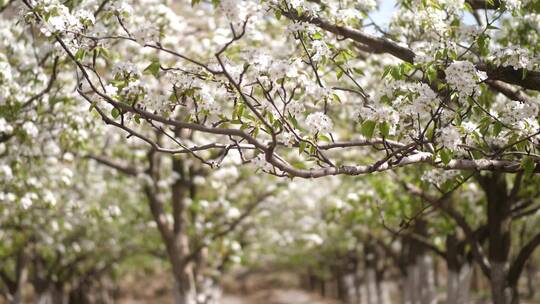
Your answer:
[336,274,345,302]
[173,271,196,304]
[446,233,472,304]
[353,266,362,304]
[146,150,197,304]
[480,173,512,304]
[375,267,386,304]
[525,261,536,299]
[35,283,65,304]
[363,266,377,304]
[2,250,28,304]
[402,220,434,304]
[446,263,472,304]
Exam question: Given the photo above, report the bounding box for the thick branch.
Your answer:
[467,0,501,9]
[486,80,535,104]
[508,231,540,286]
[86,154,140,176]
[283,10,540,91]
[404,183,491,276]
[403,233,447,259]
[283,10,415,63]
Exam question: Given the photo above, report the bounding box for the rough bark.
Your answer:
[145,149,197,304]
[402,221,435,304]
[524,261,536,299]
[362,243,382,304]
[0,250,28,304]
[479,173,513,304]
[445,234,472,304]
[446,264,472,304]
[34,283,65,304]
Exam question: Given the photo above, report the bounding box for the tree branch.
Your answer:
[282,10,540,91]
[404,183,492,276]
[86,154,140,176]
[508,231,540,287]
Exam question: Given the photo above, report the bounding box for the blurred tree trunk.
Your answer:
[446,263,472,304]
[445,234,472,304]
[0,249,28,304]
[35,282,65,304]
[479,173,513,304]
[524,261,536,299]
[403,220,434,304]
[145,149,196,304]
[363,242,380,304]
[12,252,28,304]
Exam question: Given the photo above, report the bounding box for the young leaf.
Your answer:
[111,108,120,119]
[439,149,452,165]
[379,121,390,137]
[299,141,307,154]
[144,59,161,77]
[521,157,536,178]
[361,120,377,139]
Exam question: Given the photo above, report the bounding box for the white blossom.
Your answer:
[305,112,333,134]
[0,118,13,134]
[439,125,462,150]
[22,121,39,138]
[445,60,482,100]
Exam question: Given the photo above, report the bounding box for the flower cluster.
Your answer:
[439,125,462,150]
[491,46,539,71]
[394,82,439,120]
[421,169,460,187]
[251,154,273,171]
[305,112,333,134]
[445,60,484,100]
[492,97,540,135]
[0,118,13,134]
[22,121,39,138]
[310,40,331,62]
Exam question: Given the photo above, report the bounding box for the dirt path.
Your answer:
[222,288,339,304]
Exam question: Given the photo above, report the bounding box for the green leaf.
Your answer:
[493,121,503,136]
[144,59,161,77]
[390,66,401,80]
[381,66,392,79]
[336,69,344,80]
[111,108,120,119]
[274,9,282,20]
[290,115,300,129]
[75,49,86,61]
[439,149,452,165]
[379,121,390,137]
[318,134,330,142]
[401,62,414,74]
[88,102,96,112]
[521,157,536,178]
[299,141,307,154]
[441,179,454,193]
[360,120,377,139]
[311,32,323,40]
[426,66,438,84]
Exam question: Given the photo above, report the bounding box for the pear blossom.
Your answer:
[305,112,333,134]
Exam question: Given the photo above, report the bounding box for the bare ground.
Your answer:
[222,289,340,304]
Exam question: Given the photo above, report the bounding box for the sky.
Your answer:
[369,0,478,28]
[370,0,397,26]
